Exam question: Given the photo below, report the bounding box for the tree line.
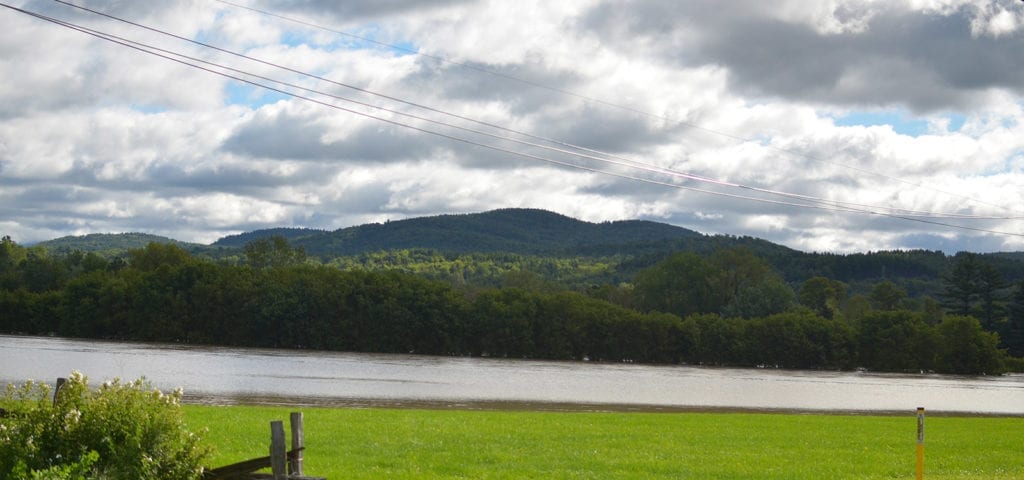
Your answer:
[1,236,1020,374]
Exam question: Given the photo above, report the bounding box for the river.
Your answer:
[1,335,1021,415]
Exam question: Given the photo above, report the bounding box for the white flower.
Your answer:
[65,408,81,424]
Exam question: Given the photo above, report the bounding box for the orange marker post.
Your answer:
[916,407,925,480]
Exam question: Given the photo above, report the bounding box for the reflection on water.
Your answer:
[2,335,1021,415]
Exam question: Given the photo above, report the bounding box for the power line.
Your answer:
[4,3,1023,239]
[45,0,1024,221]
[211,0,1020,216]
[12,2,1024,236]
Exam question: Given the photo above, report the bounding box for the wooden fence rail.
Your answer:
[203,411,324,480]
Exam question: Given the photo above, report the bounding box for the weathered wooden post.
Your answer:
[53,377,67,406]
[203,412,323,480]
[289,412,305,476]
[270,420,287,480]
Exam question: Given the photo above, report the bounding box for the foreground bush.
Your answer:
[0,372,210,480]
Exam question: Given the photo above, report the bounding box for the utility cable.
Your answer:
[209,0,1020,215]
[4,2,1022,238]
[56,19,1013,220]
[46,0,1024,220]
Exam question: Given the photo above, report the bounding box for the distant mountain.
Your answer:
[29,210,703,258]
[23,209,1024,297]
[35,233,203,255]
[212,227,327,248]
[292,208,704,256]
[989,252,1024,263]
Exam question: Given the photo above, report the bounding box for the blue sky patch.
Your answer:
[331,23,420,57]
[225,82,290,108]
[387,40,419,57]
[833,111,929,136]
[280,30,312,48]
[192,11,222,45]
[275,24,419,59]
[947,114,966,132]
[833,110,968,136]
[129,104,169,115]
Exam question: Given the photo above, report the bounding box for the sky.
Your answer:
[1,0,1024,253]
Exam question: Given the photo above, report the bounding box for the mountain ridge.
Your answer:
[30,209,704,257]
[35,232,204,254]
[212,227,328,247]
[291,208,703,256]
[23,209,1024,294]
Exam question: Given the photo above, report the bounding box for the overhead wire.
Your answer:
[209,0,1021,216]
[0,5,802,202]
[45,0,1024,221]
[13,2,1024,233]
[2,2,1023,238]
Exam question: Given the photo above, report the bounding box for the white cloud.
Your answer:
[1,0,1023,253]
[969,1,1024,37]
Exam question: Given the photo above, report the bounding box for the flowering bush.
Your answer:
[0,372,210,479]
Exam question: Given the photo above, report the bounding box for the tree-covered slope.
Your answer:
[18,210,1024,297]
[212,228,327,247]
[294,208,703,256]
[35,233,203,255]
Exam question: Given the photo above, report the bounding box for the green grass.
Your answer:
[183,405,1024,479]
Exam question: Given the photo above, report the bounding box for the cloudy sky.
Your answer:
[2,0,1024,253]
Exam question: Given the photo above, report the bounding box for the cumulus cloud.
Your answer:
[582,0,1024,112]
[252,0,471,24]
[0,0,1022,253]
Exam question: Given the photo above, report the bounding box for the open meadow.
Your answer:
[184,405,1024,479]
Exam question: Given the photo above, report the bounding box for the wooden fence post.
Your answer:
[290,412,305,475]
[53,377,67,406]
[270,420,287,480]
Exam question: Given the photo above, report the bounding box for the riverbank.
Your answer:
[181,392,1024,417]
[184,405,1024,480]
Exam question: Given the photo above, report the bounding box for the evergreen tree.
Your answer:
[941,252,981,316]
[1002,280,1024,357]
[941,253,1007,331]
[976,262,1007,330]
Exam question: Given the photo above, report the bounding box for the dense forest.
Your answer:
[3,228,1023,374]
[36,209,1024,296]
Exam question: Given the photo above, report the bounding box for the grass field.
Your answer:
[183,405,1024,479]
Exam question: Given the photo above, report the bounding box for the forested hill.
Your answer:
[290,208,703,256]
[35,233,204,256]
[22,209,1024,293]
[212,228,327,248]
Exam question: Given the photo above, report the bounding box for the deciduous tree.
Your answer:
[869,281,907,311]
[633,252,718,317]
[798,276,847,319]
[243,236,308,269]
[935,315,1005,374]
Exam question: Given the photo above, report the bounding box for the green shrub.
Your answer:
[1004,356,1024,373]
[0,372,210,479]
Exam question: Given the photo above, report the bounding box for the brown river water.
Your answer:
[2,335,1021,415]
